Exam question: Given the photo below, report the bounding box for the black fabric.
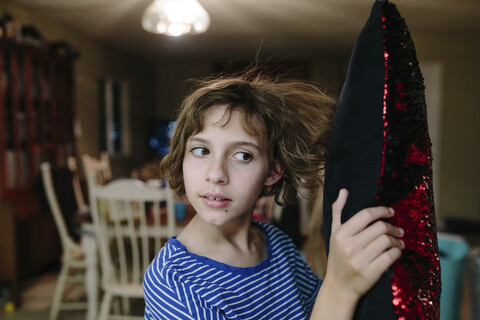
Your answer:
[323,0,385,249]
[323,1,396,319]
[35,166,80,241]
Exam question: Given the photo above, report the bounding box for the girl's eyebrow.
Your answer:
[230,141,262,152]
[188,136,262,151]
[187,137,211,146]
[187,137,207,144]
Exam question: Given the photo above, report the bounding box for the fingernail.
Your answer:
[398,228,404,236]
[400,240,405,249]
[389,208,395,215]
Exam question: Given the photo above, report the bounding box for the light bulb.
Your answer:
[141,0,210,36]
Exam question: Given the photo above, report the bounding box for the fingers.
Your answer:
[367,247,403,278]
[361,231,405,265]
[331,188,348,233]
[330,187,404,259]
[326,189,405,298]
[355,218,404,249]
[341,208,404,285]
[339,206,395,237]
[330,189,402,241]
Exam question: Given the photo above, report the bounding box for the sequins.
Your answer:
[376,2,441,319]
[389,187,440,319]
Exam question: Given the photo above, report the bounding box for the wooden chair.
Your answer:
[82,151,112,185]
[67,156,90,215]
[40,163,88,320]
[87,173,177,320]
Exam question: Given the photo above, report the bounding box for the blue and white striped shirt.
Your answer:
[143,222,321,319]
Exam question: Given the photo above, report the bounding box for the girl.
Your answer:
[143,68,404,319]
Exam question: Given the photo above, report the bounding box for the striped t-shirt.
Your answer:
[143,221,321,320]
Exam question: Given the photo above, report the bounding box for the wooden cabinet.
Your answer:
[0,37,76,305]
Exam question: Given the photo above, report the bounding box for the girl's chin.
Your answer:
[195,210,251,227]
[197,211,232,224]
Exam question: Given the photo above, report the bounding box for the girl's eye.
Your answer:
[233,151,253,162]
[191,147,209,156]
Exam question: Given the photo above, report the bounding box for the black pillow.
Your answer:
[323,1,441,319]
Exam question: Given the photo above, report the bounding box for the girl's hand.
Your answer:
[322,189,405,311]
[311,189,404,319]
[311,188,404,320]
[326,188,404,304]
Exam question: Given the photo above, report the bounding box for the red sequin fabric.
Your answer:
[376,2,441,319]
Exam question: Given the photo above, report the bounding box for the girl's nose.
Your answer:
[205,157,228,184]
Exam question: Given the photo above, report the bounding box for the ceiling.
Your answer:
[6,0,480,61]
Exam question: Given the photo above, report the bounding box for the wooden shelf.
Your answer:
[0,36,76,305]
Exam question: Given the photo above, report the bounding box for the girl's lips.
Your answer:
[201,194,231,208]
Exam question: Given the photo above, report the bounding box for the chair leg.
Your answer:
[113,298,121,315]
[121,297,131,315]
[48,264,69,320]
[98,292,113,320]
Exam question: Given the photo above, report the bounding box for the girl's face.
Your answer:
[182,105,282,227]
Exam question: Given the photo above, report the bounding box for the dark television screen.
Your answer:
[149,120,176,157]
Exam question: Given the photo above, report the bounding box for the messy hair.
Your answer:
[160,66,336,206]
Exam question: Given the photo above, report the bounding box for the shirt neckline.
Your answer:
[169,221,272,275]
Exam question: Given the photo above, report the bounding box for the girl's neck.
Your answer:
[177,215,267,268]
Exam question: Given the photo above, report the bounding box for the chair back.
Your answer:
[40,162,78,260]
[82,151,112,185]
[88,174,176,290]
[67,156,89,214]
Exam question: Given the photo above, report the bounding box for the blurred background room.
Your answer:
[0,0,479,319]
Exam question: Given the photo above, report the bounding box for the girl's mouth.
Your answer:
[201,194,232,208]
[204,196,229,201]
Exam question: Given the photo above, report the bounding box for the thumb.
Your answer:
[331,188,348,233]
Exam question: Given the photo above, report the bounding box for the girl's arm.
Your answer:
[310,189,404,320]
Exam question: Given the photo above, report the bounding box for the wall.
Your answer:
[151,33,480,225]
[0,3,157,175]
[152,56,349,119]
[413,32,480,223]
[2,2,479,223]
[154,61,213,120]
[310,34,480,224]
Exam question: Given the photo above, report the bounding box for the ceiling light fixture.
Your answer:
[141,0,210,37]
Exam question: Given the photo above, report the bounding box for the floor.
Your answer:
[0,268,145,320]
[0,271,86,320]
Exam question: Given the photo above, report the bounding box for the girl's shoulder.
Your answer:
[254,221,296,245]
[144,237,194,289]
[253,221,300,256]
[153,236,189,268]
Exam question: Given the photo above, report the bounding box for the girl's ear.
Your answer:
[264,160,285,186]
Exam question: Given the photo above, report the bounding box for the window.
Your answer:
[98,78,130,155]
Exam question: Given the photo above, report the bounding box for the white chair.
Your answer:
[67,156,90,215]
[82,151,113,185]
[88,173,177,320]
[40,162,88,320]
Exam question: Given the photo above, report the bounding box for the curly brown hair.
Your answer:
[159,66,336,206]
